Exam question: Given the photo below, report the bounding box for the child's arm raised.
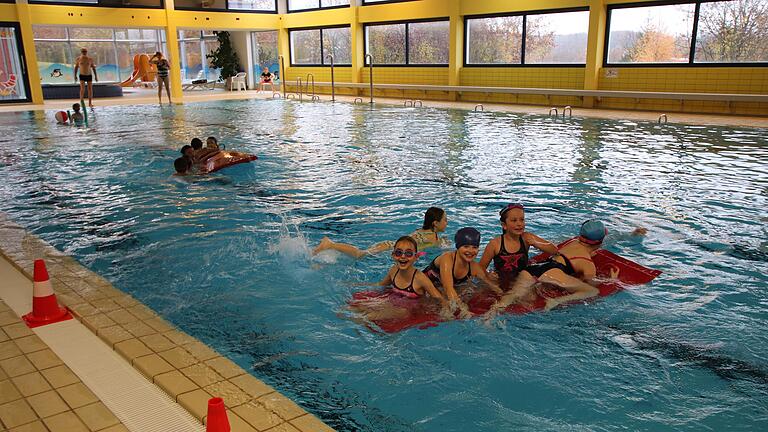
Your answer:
[523,232,558,255]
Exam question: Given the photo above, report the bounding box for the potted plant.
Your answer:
[206,31,240,90]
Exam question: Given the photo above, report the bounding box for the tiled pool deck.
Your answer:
[0,213,333,432]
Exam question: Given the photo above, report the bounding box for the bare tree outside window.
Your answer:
[408,21,449,64]
[607,4,695,63]
[695,0,768,63]
[291,29,322,64]
[467,16,523,64]
[366,24,406,64]
[322,27,351,64]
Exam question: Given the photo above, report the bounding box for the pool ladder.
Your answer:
[474,104,484,112]
[365,54,374,104]
[327,54,336,102]
[549,106,573,118]
[658,114,668,124]
[404,100,423,108]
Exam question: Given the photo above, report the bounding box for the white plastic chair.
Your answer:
[230,72,247,91]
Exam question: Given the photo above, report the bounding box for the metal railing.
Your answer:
[306,73,319,101]
[278,55,286,99]
[549,107,558,117]
[563,105,572,118]
[365,53,374,104]
[327,54,336,102]
[296,77,303,101]
[658,114,668,124]
[474,104,484,112]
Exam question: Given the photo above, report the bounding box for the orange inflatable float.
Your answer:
[200,151,258,173]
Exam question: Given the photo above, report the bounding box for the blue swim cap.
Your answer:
[579,220,607,245]
[455,227,481,249]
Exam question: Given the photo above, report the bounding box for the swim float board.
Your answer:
[201,151,257,173]
[348,242,661,333]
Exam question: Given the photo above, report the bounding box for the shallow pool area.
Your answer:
[1,99,767,431]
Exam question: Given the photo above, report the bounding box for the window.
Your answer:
[694,0,768,63]
[178,31,221,82]
[607,3,695,64]
[466,9,589,65]
[288,0,349,12]
[290,26,351,65]
[252,31,279,79]
[525,10,589,64]
[362,0,416,4]
[30,0,163,7]
[365,20,449,65]
[33,26,165,84]
[175,0,276,11]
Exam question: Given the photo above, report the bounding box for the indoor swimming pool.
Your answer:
[0,99,766,431]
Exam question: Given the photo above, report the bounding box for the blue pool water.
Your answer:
[1,100,766,431]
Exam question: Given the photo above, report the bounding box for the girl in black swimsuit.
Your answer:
[478,203,558,290]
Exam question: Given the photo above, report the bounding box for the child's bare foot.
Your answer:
[312,236,333,255]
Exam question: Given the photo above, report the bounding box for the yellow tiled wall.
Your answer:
[360,67,449,85]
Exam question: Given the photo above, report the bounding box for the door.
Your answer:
[0,23,31,103]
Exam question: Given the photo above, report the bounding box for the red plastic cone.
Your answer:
[22,259,73,328]
[206,398,230,432]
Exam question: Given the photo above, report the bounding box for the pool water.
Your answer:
[1,100,766,431]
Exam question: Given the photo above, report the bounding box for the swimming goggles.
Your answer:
[392,249,416,258]
[500,203,525,216]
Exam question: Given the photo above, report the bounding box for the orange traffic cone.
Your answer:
[22,259,73,328]
[206,397,230,432]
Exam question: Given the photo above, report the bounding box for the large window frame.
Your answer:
[604,0,768,67]
[363,18,450,67]
[28,0,164,9]
[362,0,417,5]
[288,25,352,67]
[174,0,278,13]
[463,7,589,68]
[287,0,350,13]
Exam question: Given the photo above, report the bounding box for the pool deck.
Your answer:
[0,213,334,432]
[0,86,766,129]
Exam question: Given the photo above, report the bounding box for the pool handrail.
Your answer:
[365,54,374,104]
[327,54,335,102]
[278,55,286,99]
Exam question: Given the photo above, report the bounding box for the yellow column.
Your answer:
[277,27,290,85]
[350,3,363,84]
[164,0,182,101]
[583,0,607,108]
[15,0,44,104]
[447,0,462,99]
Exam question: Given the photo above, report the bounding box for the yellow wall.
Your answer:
[4,0,766,115]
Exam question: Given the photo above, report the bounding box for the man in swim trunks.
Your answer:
[488,220,618,313]
[74,48,98,107]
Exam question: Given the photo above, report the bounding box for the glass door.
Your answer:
[0,23,31,103]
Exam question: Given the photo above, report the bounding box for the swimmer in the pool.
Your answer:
[478,203,558,292]
[423,227,498,316]
[486,219,617,314]
[313,207,450,258]
[350,236,447,321]
[173,156,191,176]
[206,136,220,150]
[190,138,219,163]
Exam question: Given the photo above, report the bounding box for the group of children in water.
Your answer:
[173,136,222,175]
[314,205,638,319]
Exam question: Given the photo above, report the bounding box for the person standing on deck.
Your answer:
[74,48,98,107]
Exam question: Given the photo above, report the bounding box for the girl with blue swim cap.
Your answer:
[423,227,499,316]
[487,219,617,315]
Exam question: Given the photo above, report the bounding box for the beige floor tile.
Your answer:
[40,365,79,389]
[0,398,38,429]
[121,320,156,338]
[0,311,18,326]
[226,374,274,399]
[81,314,116,332]
[126,304,156,321]
[0,341,22,360]
[0,366,6,380]
[55,383,98,409]
[264,422,301,432]
[97,325,134,348]
[11,372,52,397]
[158,346,199,369]
[143,317,174,333]
[89,299,121,314]
[232,401,284,431]
[133,354,174,380]
[153,370,198,400]
[42,411,89,432]
[183,341,219,362]
[203,380,252,408]
[179,363,225,388]
[2,324,32,340]
[9,420,49,432]
[291,414,335,432]
[13,336,46,354]
[98,425,130,432]
[74,402,120,431]
[114,339,152,363]
[258,393,306,421]
[0,379,22,404]
[226,411,258,432]
[112,295,138,309]
[26,390,70,419]
[138,333,176,353]
[104,309,138,325]
[26,349,64,371]
[205,357,246,380]
[0,328,8,343]
[177,388,213,421]
[162,330,196,346]
[0,355,35,377]
[67,302,98,318]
